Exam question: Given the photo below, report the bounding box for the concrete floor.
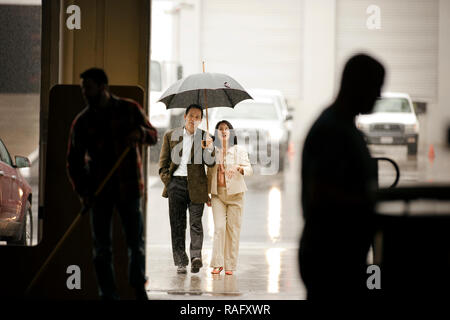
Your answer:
[143,142,450,300]
[13,138,450,299]
[145,151,306,300]
[145,245,305,300]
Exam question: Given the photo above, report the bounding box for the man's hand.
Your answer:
[205,136,213,149]
[80,195,95,213]
[202,135,214,149]
[237,166,244,175]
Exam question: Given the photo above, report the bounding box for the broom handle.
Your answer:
[25,146,131,296]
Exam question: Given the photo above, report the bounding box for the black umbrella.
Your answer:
[158,62,252,136]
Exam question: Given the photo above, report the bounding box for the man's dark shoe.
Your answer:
[191,257,203,273]
[177,266,187,274]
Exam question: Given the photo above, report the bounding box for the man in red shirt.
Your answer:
[67,68,157,300]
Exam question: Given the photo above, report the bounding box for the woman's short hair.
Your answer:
[214,120,238,147]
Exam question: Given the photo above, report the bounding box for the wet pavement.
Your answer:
[145,154,306,300]
[144,142,450,300]
[15,121,450,300]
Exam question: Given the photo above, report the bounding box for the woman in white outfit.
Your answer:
[207,120,253,275]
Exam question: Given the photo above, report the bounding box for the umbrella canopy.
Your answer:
[158,72,252,109]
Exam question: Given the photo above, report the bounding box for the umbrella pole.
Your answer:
[202,61,209,148]
[203,61,209,133]
[204,89,209,133]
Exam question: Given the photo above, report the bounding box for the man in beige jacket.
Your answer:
[159,104,215,274]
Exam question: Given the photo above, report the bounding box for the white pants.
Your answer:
[210,187,244,271]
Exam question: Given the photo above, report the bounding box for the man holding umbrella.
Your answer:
[159,104,215,274]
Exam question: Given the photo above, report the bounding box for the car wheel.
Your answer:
[407,142,418,156]
[10,200,32,246]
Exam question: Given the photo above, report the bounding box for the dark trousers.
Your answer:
[90,193,146,300]
[167,176,204,266]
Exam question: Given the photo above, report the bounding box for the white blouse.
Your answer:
[207,145,253,195]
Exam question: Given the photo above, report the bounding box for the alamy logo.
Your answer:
[366,5,381,30]
[66,5,81,30]
[66,265,81,290]
[366,264,381,289]
[169,128,281,175]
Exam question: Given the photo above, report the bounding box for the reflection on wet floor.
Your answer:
[266,248,284,293]
[146,246,305,300]
[267,187,281,242]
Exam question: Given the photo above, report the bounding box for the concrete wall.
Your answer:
[436,0,450,146]
[299,0,449,149]
[169,0,449,147]
[59,0,149,93]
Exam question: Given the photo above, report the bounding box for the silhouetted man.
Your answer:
[67,68,157,300]
[299,54,385,299]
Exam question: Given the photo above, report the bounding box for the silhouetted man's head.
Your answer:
[80,68,109,107]
[337,54,385,116]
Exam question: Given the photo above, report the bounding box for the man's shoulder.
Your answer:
[195,128,210,137]
[166,127,182,135]
[310,107,342,133]
[72,107,89,126]
[112,95,143,113]
[164,127,183,138]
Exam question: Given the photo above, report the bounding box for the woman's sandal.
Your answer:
[225,270,233,275]
[211,267,223,275]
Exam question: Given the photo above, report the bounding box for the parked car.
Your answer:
[200,95,291,172]
[247,88,294,137]
[0,139,32,245]
[356,92,420,156]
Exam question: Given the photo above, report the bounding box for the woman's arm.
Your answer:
[237,146,253,176]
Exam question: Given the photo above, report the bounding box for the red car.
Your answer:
[0,139,32,245]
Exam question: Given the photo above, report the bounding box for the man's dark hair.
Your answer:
[80,68,109,86]
[214,119,238,146]
[185,104,204,119]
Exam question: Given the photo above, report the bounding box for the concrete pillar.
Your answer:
[296,0,336,143]
[436,0,450,146]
